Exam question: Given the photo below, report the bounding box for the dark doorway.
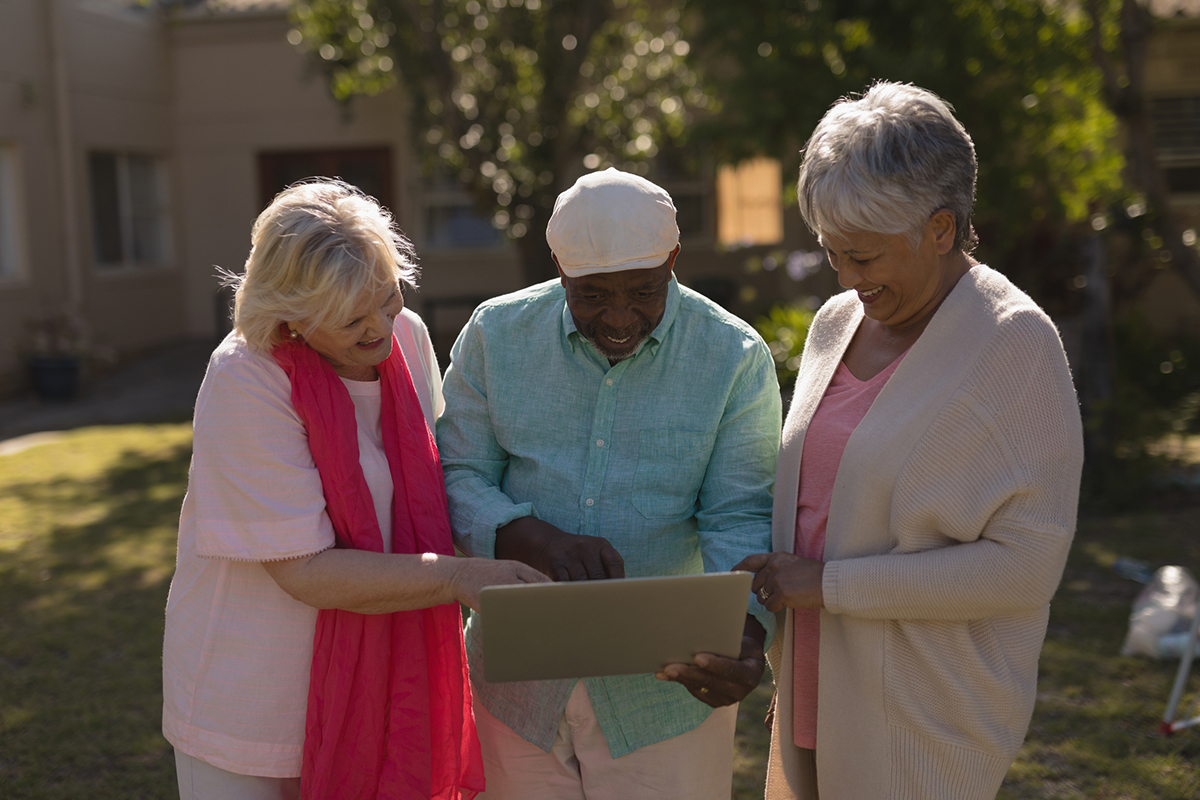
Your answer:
[257,147,394,212]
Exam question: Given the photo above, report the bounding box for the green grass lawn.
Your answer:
[0,424,191,799]
[998,506,1200,800]
[2,423,1199,798]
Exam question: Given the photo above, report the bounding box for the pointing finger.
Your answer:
[733,553,772,574]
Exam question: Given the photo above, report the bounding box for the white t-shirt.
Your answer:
[162,309,443,778]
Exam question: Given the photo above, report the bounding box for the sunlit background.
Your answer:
[3,1,1200,796]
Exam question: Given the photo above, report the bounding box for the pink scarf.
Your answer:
[273,332,484,800]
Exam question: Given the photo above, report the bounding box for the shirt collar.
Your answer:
[644,276,681,357]
[561,276,681,361]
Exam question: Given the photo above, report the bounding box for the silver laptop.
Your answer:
[480,571,753,683]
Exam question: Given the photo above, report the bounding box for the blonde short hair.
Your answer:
[222,179,418,353]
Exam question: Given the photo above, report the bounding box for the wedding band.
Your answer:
[758,587,771,602]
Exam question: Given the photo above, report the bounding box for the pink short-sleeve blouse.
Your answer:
[162,310,441,777]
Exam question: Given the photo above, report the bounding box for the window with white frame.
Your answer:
[0,144,23,279]
[88,152,171,268]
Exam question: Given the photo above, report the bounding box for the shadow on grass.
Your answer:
[0,438,192,800]
[0,429,781,799]
[39,429,1200,799]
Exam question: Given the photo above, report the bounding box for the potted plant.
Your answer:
[21,310,93,401]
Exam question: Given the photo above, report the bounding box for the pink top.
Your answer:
[161,310,442,778]
[793,354,905,750]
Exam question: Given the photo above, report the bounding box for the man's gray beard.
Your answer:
[586,332,648,363]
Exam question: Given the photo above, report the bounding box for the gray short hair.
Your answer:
[222,180,418,353]
[798,82,978,252]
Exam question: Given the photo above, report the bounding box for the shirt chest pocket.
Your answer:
[631,429,716,519]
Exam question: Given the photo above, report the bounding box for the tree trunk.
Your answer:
[515,204,559,287]
[1080,233,1115,462]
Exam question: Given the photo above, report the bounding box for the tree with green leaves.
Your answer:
[290,0,713,285]
[685,0,1125,296]
[1075,0,1200,502]
[684,0,1137,496]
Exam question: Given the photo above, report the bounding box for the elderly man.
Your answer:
[436,168,781,799]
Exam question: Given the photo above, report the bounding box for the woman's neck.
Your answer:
[333,364,379,382]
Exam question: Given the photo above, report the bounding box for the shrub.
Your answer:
[1082,314,1200,510]
[754,303,815,397]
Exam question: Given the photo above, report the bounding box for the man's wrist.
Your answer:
[744,615,767,647]
[741,615,767,662]
[480,505,537,560]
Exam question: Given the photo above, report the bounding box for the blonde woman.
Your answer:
[162,180,546,800]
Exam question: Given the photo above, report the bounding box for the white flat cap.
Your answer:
[546,168,679,277]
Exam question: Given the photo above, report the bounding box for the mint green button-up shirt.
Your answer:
[436,277,781,757]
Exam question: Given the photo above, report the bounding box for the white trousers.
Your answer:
[474,680,738,800]
[174,750,300,800]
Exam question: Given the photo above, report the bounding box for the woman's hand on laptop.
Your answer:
[450,557,553,612]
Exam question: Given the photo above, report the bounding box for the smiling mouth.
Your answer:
[358,337,385,348]
[596,325,644,347]
[860,286,883,298]
[587,322,649,360]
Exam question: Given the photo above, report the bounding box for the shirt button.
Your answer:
[596,439,604,447]
[606,378,613,386]
[585,498,594,506]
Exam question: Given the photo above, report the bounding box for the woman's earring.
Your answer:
[289,329,300,340]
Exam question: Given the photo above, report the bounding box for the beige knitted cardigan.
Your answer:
[764,266,1084,800]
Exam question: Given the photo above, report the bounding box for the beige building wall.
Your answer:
[168,5,527,347]
[0,0,855,395]
[0,0,190,395]
[172,11,407,339]
[0,0,59,392]
[0,0,531,394]
[70,3,187,356]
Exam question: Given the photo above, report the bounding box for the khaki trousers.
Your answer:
[474,680,738,800]
[174,750,299,800]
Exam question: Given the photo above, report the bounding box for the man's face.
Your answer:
[558,248,677,364]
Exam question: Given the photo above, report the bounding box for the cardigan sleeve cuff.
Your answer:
[822,559,842,614]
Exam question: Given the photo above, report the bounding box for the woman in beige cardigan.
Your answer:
[735,82,1084,800]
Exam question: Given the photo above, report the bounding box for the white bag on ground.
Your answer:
[1120,566,1199,658]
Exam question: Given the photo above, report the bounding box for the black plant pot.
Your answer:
[28,356,81,401]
